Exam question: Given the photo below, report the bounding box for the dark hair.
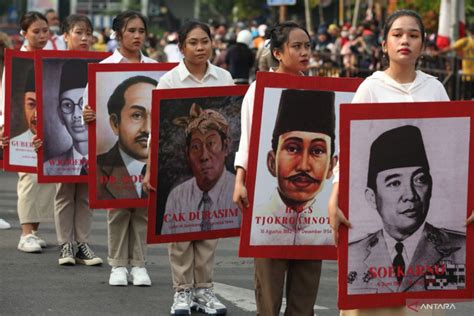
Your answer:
[268,21,310,63]
[383,9,425,43]
[382,10,425,68]
[178,20,212,49]
[44,9,56,16]
[19,11,48,32]
[112,11,148,40]
[61,14,93,34]
[107,76,157,121]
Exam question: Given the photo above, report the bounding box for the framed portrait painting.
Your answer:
[147,85,248,243]
[35,50,110,183]
[88,62,177,209]
[3,49,36,173]
[338,101,474,309]
[238,71,362,260]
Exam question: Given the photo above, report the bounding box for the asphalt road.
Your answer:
[0,170,340,316]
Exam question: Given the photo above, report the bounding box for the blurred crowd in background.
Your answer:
[1,8,473,100]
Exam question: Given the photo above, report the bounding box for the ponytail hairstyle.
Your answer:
[268,21,310,63]
[112,10,148,41]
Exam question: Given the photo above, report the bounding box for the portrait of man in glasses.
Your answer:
[44,59,89,175]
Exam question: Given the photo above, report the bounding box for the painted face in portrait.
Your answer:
[366,166,432,240]
[59,88,86,143]
[267,89,336,210]
[365,125,431,241]
[110,82,154,162]
[187,128,228,192]
[23,92,37,135]
[268,131,333,209]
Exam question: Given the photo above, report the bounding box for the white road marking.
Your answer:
[214,282,329,313]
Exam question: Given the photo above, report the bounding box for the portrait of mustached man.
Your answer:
[96,75,157,200]
[250,89,337,246]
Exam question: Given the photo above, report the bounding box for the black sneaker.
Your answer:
[59,242,75,265]
[75,242,103,266]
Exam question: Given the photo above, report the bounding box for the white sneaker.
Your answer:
[109,267,128,286]
[31,231,47,248]
[130,266,151,286]
[191,288,227,315]
[171,289,192,315]
[17,234,42,253]
[0,218,11,229]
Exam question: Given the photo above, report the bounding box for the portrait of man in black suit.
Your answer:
[348,125,466,294]
[96,75,157,200]
[44,59,89,175]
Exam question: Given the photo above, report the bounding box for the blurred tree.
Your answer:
[396,0,474,35]
[466,0,474,25]
[396,0,440,12]
[199,0,234,23]
[233,0,267,20]
[199,0,267,23]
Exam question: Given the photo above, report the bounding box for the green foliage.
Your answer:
[199,0,266,22]
[395,0,474,32]
[396,0,440,12]
[233,0,267,20]
[466,0,474,25]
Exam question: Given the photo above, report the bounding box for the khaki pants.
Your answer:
[168,239,218,291]
[54,183,92,244]
[254,258,322,316]
[107,207,147,267]
[17,172,55,224]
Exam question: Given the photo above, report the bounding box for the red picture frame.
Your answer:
[36,50,111,183]
[337,101,474,309]
[147,85,249,244]
[88,62,177,209]
[239,71,362,260]
[3,49,36,173]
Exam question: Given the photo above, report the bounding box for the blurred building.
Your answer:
[69,0,194,30]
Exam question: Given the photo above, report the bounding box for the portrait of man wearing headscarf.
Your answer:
[161,103,240,235]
